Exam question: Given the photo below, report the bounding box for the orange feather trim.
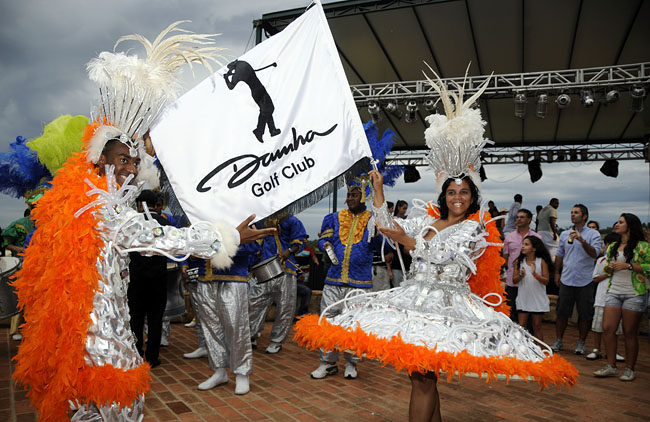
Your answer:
[294,314,577,389]
[12,122,151,421]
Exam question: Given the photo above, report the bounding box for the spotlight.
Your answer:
[600,159,619,178]
[581,89,595,108]
[631,86,646,113]
[404,165,421,183]
[536,94,549,118]
[424,99,436,114]
[367,100,381,124]
[385,101,403,120]
[556,93,571,109]
[527,159,542,183]
[602,89,619,104]
[514,92,527,118]
[405,100,418,124]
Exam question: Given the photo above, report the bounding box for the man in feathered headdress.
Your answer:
[12,22,274,421]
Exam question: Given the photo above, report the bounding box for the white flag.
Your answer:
[151,0,371,227]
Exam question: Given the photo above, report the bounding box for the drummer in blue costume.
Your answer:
[310,177,382,380]
[249,215,308,354]
[187,242,260,395]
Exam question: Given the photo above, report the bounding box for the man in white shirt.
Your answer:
[538,198,559,257]
[503,194,522,235]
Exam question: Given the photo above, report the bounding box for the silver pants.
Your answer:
[371,266,391,292]
[186,282,206,348]
[71,396,144,422]
[392,269,404,287]
[319,284,363,364]
[195,282,252,375]
[249,273,297,344]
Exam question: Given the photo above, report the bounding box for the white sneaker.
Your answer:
[265,342,282,354]
[184,319,196,328]
[235,375,250,395]
[344,362,358,379]
[586,349,602,360]
[616,353,625,362]
[593,364,617,378]
[619,367,635,381]
[12,333,22,341]
[183,347,208,359]
[310,363,338,379]
[198,369,228,390]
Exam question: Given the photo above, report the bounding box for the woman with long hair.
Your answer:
[295,69,576,422]
[594,213,649,381]
[513,235,553,342]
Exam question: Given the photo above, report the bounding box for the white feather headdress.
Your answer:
[422,63,493,192]
[85,20,224,183]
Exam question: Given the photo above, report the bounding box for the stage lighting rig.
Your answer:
[367,100,381,124]
[602,89,620,104]
[424,99,436,114]
[405,100,418,124]
[536,94,548,118]
[631,86,646,113]
[385,101,403,120]
[514,92,527,118]
[556,93,571,109]
[581,89,595,107]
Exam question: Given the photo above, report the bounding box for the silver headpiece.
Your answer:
[422,63,493,192]
[85,21,224,169]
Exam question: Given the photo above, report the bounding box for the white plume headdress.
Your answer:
[422,63,493,192]
[85,20,224,184]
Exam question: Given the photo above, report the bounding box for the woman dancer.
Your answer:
[294,68,577,421]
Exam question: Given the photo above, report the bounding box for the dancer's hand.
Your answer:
[377,220,416,252]
[368,170,385,207]
[237,214,275,244]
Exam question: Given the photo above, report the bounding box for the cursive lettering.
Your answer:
[196,124,337,192]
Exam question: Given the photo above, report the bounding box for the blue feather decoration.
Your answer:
[0,136,52,199]
[363,121,404,186]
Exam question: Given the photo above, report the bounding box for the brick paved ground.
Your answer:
[2,320,649,422]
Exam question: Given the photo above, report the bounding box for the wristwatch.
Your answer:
[628,263,634,271]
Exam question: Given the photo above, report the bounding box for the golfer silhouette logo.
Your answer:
[224,60,281,143]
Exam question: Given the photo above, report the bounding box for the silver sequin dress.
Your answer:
[296,201,577,386]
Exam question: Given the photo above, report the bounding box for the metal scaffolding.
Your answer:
[385,142,649,167]
[351,62,650,104]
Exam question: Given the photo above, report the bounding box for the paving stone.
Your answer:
[3,321,649,422]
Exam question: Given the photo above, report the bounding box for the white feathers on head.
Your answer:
[422,62,493,193]
[85,20,225,165]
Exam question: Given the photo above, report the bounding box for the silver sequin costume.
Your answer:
[322,201,552,367]
[72,169,235,421]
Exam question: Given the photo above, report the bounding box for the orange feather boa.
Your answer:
[12,122,151,422]
[293,204,578,388]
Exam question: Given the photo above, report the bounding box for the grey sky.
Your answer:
[1,0,648,236]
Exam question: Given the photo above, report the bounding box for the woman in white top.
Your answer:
[512,235,552,342]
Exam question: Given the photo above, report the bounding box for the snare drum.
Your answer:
[0,256,21,320]
[251,255,284,284]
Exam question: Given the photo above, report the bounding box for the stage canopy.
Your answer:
[254,0,650,165]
